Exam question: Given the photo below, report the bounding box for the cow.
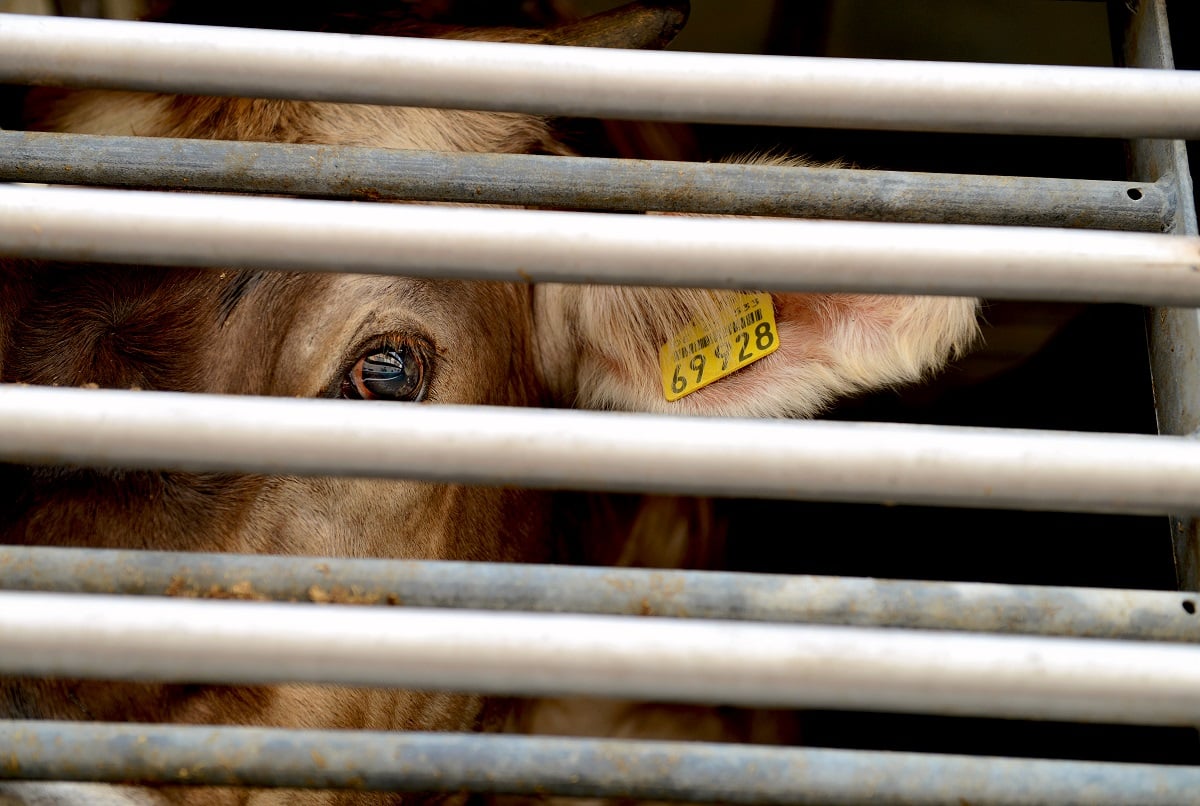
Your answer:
[0,1,980,803]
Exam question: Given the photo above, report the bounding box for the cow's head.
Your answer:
[0,0,978,800]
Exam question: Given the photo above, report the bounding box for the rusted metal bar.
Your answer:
[0,130,1171,231]
[2,545,1198,642]
[2,721,1199,805]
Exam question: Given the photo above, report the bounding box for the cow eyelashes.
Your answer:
[339,337,432,402]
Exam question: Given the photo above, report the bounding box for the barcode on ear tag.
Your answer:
[659,293,780,402]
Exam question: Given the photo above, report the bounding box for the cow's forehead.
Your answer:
[2,263,220,393]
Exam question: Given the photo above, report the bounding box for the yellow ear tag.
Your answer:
[659,293,780,402]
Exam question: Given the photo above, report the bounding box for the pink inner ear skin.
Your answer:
[775,292,908,361]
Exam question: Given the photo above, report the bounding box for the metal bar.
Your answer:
[3,722,1200,805]
[2,13,1200,137]
[3,385,1200,516]
[2,186,1200,304]
[7,592,1200,724]
[0,131,1171,231]
[1122,0,1200,591]
[3,546,1199,642]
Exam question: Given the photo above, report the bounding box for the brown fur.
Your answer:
[0,5,979,804]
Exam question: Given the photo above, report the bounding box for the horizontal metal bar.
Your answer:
[3,722,1200,805]
[2,385,1200,516]
[2,186,1200,304]
[0,131,1171,231]
[6,592,1200,724]
[3,546,1199,642]
[2,13,1200,137]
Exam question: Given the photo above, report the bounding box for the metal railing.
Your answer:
[3,545,1197,641]
[0,12,1199,136]
[2,184,1200,303]
[9,591,1200,724]
[6,722,1200,805]
[0,130,1170,229]
[1,1,1198,802]
[1,385,1200,514]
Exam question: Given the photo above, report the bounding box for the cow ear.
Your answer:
[539,0,690,50]
[535,150,980,418]
[452,1,689,50]
[535,281,979,419]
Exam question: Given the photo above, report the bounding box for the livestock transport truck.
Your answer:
[0,1,1199,804]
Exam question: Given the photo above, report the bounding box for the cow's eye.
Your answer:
[339,342,429,402]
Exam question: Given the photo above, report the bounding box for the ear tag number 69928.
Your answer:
[659,293,780,402]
